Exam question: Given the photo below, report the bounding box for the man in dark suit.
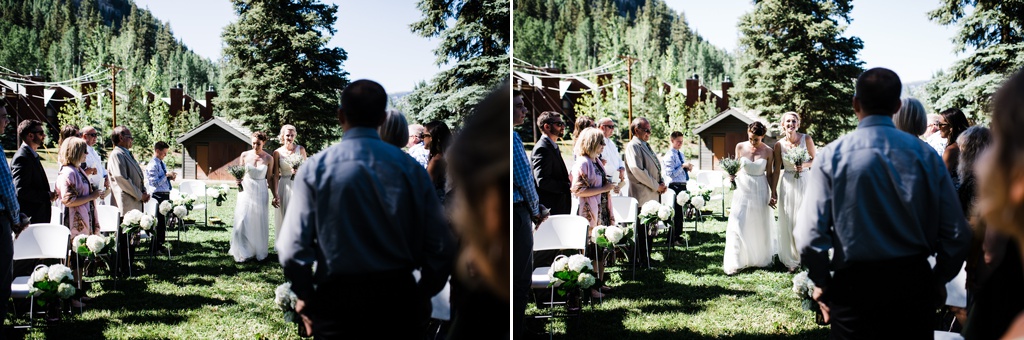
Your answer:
[531,111,571,215]
[12,119,55,224]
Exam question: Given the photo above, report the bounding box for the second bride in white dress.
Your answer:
[723,121,777,275]
[229,131,280,262]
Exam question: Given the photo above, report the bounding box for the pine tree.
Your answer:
[219,0,349,153]
[925,0,1024,123]
[736,0,864,144]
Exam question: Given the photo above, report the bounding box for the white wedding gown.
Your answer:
[723,158,776,274]
[777,137,808,270]
[274,151,295,241]
[229,164,269,262]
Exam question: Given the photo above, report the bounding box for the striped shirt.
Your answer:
[0,145,21,224]
[513,131,540,215]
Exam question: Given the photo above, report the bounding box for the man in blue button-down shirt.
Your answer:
[795,68,970,339]
[0,99,28,326]
[513,91,548,338]
[663,131,692,246]
[146,141,175,252]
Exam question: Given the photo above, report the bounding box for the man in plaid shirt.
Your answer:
[0,99,28,326]
[513,91,548,338]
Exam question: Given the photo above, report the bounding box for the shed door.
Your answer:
[712,135,725,170]
[725,133,746,159]
[196,144,209,180]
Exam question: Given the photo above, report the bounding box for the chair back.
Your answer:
[533,215,588,252]
[611,196,638,224]
[696,171,725,189]
[97,205,120,233]
[144,196,157,215]
[661,188,675,206]
[179,180,207,197]
[13,223,71,261]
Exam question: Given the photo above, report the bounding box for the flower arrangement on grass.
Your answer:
[71,234,113,258]
[783,147,811,179]
[228,165,247,191]
[206,184,230,206]
[720,156,741,189]
[547,254,597,297]
[28,264,79,307]
[121,209,155,236]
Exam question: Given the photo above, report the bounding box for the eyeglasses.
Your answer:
[640,128,651,133]
[30,130,44,134]
[124,135,134,140]
[601,125,615,129]
[423,133,432,138]
[937,123,949,128]
[85,133,98,137]
[551,122,565,127]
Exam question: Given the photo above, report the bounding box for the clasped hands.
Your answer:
[768,194,777,209]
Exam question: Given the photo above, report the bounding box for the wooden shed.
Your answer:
[176,117,252,180]
[692,108,776,170]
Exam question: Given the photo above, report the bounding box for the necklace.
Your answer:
[786,133,800,145]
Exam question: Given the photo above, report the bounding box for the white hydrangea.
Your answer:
[546,267,564,285]
[792,271,809,296]
[676,191,691,206]
[122,209,143,226]
[550,256,569,272]
[688,183,703,194]
[173,205,188,218]
[605,226,624,244]
[657,205,673,221]
[591,226,606,240]
[206,188,219,197]
[30,267,48,283]
[220,184,231,191]
[57,282,76,299]
[691,196,706,209]
[275,283,296,310]
[189,194,199,202]
[47,264,73,283]
[640,200,661,217]
[139,214,156,231]
[170,190,183,202]
[72,235,88,253]
[86,235,106,253]
[159,200,173,215]
[577,272,596,289]
[567,254,592,272]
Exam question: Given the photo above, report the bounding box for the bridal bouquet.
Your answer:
[720,156,741,189]
[28,264,79,307]
[72,234,113,258]
[283,154,304,180]
[275,282,311,337]
[206,184,230,206]
[547,254,597,297]
[592,225,634,249]
[121,209,156,236]
[783,147,811,178]
[228,165,246,191]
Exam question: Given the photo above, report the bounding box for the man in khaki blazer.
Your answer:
[624,117,666,267]
[106,126,149,277]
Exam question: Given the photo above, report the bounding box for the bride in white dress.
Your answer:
[723,121,777,275]
[229,131,280,262]
[770,112,816,272]
[273,125,306,240]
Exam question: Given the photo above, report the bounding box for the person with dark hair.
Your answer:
[795,68,970,338]
[146,141,176,253]
[0,98,30,324]
[573,115,596,142]
[107,125,150,276]
[230,131,279,262]
[13,119,56,224]
[57,124,80,164]
[938,108,972,183]
[511,90,547,338]
[723,121,776,275]
[662,131,692,246]
[531,111,571,215]
[424,120,453,202]
[624,117,665,267]
[277,79,454,338]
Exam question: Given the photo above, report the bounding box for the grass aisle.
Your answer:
[526,191,830,339]
[10,185,304,340]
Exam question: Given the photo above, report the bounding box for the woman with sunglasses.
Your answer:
[937,108,971,184]
[723,121,777,275]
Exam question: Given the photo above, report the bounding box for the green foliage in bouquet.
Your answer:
[547,254,598,297]
[720,157,741,189]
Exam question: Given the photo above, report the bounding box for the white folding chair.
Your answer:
[94,205,123,282]
[178,180,208,227]
[696,171,726,216]
[531,214,588,339]
[611,196,642,278]
[10,224,72,326]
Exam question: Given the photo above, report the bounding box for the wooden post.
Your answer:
[103,64,124,129]
[619,56,637,139]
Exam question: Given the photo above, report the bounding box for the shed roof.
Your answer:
[176,116,252,144]
[693,108,762,135]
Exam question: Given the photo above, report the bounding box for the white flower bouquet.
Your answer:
[792,270,827,325]
[639,200,665,225]
[783,147,811,178]
[283,154,305,180]
[657,205,673,222]
[720,156,741,189]
[228,165,246,191]
[121,209,156,235]
[28,264,80,306]
[206,185,229,206]
[72,234,111,258]
[547,254,598,297]
[591,225,634,249]
[159,200,173,216]
[275,282,310,337]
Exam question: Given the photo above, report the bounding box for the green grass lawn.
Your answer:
[7,184,305,339]
[525,191,831,339]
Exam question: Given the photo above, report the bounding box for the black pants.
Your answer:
[307,270,428,339]
[668,182,687,241]
[827,256,937,339]
[21,201,50,224]
[152,192,169,249]
[0,217,12,324]
[512,202,533,338]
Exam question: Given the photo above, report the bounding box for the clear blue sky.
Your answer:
[133,0,446,93]
[663,0,961,83]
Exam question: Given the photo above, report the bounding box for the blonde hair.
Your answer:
[576,127,605,159]
[780,112,800,125]
[278,124,297,143]
[59,137,88,166]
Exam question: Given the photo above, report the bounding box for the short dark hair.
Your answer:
[253,131,267,141]
[748,121,767,136]
[670,131,684,139]
[855,67,903,115]
[940,108,971,144]
[425,120,452,159]
[154,141,170,150]
[18,120,43,141]
[111,126,129,145]
[340,79,388,128]
[536,111,562,131]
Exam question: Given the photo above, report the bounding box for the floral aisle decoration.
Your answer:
[275,282,310,337]
[121,209,156,236]
[206,184,230,206]
[547,254,597,297]
[28,264,80,308]
[782,147,811,179]
[283,154,305,180]
[228,165,246,191]
[720,157,741,189]
[71,234,113,259]
[592,225,634,249]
